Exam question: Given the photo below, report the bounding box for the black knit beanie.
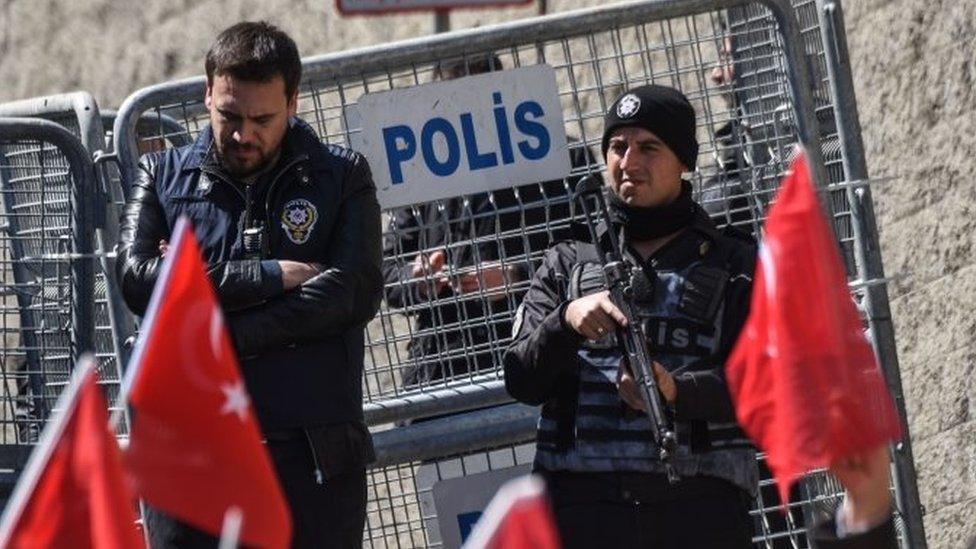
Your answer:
[601,84,699,171]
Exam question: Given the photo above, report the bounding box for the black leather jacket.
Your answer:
[117,118,383,431]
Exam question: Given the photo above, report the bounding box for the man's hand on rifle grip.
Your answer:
[563,290,629,341]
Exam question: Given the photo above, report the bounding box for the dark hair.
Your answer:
[205,21,302,99]
[433,54,503,80]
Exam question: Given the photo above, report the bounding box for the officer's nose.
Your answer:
[618,145,634,171]
[233,120,257,146]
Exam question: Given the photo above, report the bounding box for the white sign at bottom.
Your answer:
[432,464,533,549]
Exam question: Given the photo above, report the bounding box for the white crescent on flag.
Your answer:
[209,306,225,363]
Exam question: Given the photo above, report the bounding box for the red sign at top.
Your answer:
[336,0,533,14]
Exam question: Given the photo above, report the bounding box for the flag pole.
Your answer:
[217,506,243,549]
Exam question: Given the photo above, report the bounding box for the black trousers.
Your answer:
[539,470,754,549]
[144,437,367,549]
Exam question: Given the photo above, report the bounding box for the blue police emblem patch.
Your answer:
[281,198,318,244]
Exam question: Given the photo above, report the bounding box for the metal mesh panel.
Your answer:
[365,442,845,549]
[366,441,537,548]
[727,0,856,271]
[111,1,919,547]
[0,138,74,445]
[0,95,134,435]
[0,122,96,461]
[101,109,192,208]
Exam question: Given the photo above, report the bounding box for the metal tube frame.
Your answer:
[0,117,96,368]
[818,1,927,546]
[113,0,827,195]
[106,4,926,545]
[0,93,136,390]
[364,377,510,426]
[0,92,104,156]
[372,402,537,467]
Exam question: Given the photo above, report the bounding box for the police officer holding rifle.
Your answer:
[504,84,758,548]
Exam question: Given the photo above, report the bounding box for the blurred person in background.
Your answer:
[383,54,594,390]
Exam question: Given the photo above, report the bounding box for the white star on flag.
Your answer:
[220,381,250,422]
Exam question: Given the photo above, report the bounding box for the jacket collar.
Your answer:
[176,124,214,173]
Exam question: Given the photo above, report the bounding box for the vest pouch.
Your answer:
[679,265,727,323]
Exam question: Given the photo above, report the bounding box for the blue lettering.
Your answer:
[493,92,514,165]
[460,113,498,171]
[514,101,550,160]
[382,125,416,185]
[421,117,461,177]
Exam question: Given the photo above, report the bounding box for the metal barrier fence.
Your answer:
[0,93,135,438]
[0,117,97,469]
[727,3,925,546]
[91,0,922,547]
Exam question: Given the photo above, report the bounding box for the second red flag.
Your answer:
[726,151,902,504]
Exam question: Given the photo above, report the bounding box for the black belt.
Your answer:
[538,469,748,505]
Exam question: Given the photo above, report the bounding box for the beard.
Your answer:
[217,141,275,178]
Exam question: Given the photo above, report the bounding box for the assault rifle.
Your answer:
[574,175,679,482]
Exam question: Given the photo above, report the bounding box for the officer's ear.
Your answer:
[204,83,213,110]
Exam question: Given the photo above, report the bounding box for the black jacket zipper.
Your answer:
[303,429,326,485]
[201,153,308,249]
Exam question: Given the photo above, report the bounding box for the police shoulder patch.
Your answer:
[281,198,318,245]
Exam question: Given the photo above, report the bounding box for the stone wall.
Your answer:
[1,0,972,546]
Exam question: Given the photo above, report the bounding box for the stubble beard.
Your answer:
[217,143,271,179]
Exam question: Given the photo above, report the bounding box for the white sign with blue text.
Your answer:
[352,65,571,209]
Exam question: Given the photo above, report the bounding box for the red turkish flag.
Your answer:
[726,150,902,504]
[0,358,143,548]
[464,476,561,549]
[123,218,291,548]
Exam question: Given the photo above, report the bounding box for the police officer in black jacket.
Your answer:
[504,85,759,548]
[117,22,382,548]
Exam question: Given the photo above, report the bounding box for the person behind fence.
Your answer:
[704,25,810,547]
[383,55,592,389]
[503,84,761,548]
[116,21,382,548]
[698,28,766,230]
